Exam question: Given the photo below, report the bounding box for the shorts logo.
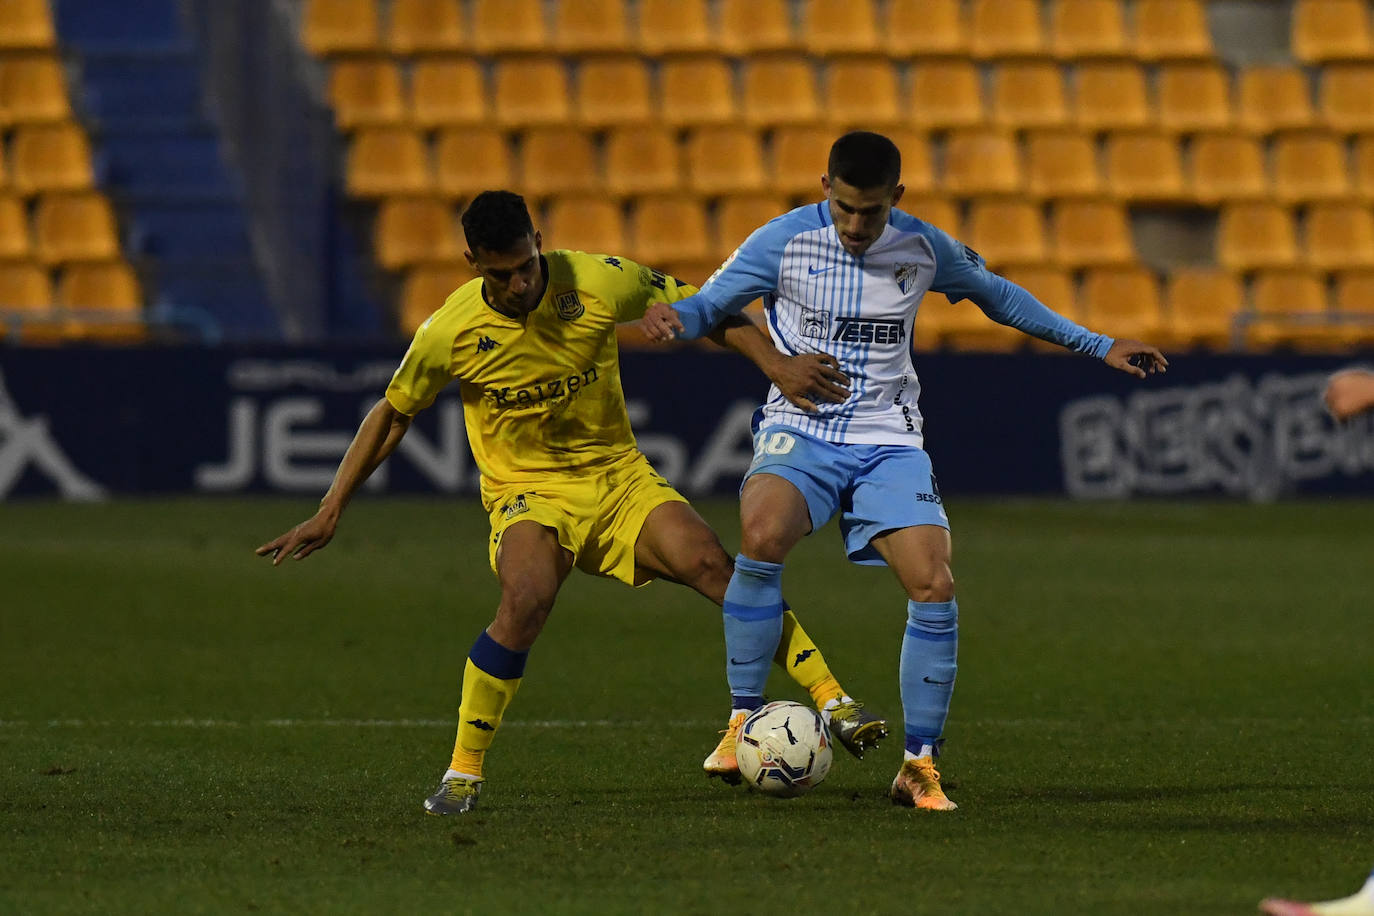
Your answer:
[894,262,920,294]
[501,493,529,519]
[554,290,585,320]
[801,308,830,339]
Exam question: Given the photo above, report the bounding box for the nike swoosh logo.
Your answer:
[923,677,953,685]
[808,265,837,275]
[729,653,769,665]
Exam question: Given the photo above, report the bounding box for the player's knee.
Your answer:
[739,519,794,564]
[496,582,556,644]
[908,566,955,603]
[682,542,733,600]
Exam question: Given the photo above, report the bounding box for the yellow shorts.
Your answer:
[481,451,689,587]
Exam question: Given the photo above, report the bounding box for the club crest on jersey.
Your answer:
[894,262,920,294]
[800,308,831,339]
[501,493,529,520]
[554,290,585,320]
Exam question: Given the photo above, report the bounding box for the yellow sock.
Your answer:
[449,657,522,778]
[774,610,845,707]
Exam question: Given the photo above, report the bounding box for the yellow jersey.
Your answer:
[386,250,696,488]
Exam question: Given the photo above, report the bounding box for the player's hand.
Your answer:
[640,303,684,343]
[1323,368,1374,421]
[1104,339,1168,379]
[255,511,338,566]
[769,353,851,412]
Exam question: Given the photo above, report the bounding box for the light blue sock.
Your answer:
[899,598,958,755]
[722,554,785,711]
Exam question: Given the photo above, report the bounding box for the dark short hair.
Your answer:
[827,131,902,190]
[461,190,535,253]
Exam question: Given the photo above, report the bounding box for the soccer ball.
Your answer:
[736,701,833,798]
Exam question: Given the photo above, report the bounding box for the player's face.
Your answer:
[823,175,905,257]
[469,232,546,316]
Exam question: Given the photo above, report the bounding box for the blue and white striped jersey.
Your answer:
[675,203,1115,447]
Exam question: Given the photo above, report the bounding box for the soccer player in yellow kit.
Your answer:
[257,191,885,815]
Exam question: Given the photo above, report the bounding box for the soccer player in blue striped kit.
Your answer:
[641,131,1169,810]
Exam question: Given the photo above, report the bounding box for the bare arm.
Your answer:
[255,397,413,565]
[709,314,851,412]
[1324,368,1374,421]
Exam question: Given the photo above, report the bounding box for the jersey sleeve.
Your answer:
[384,321,457,416]
[924,224,1114,358]
[597,256,700,322]
[672,217,794,339]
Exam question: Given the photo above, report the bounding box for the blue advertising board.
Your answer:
[1,345,1371,500]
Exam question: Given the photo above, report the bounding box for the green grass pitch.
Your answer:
[2,497,1371,914]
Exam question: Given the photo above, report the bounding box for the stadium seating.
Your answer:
[1104,131,1187,202]
[1074,62,1152,131]
[9,124,94,195]
[544,195,626,255]
[346,127,432,196]
[825,58,904,129]
[1189,133,1270,203]
[1318,64,1374,133]
[604,128,682,198]
[1236,65,1315,134]
[1025,129,1102,198]
[1248,267,1342,350]
[659,56,738,126]
[964,199,1048,267]
[328,59,405,129]
[1165,267,1246,350]
[0,195,31,259]
[741,56,821,126]
[1080,267,1166,342]
[1303,203,1374,271]
[0,0,56,49]
[910,61,985,129]
[943,129,1023,196]
[518,127,601,198]
[470,0,548,54]
[399,263,478,334]
[32,192,120,264]
[552,0,630,54]
[0,56,71,124]
[990,61,1070,129]
[1134,0,1214,61]
[303,0,380,55]
[886,0,967,58]
[435,127,512,198]
[684,126,766,194]
[1156,63,1233,133]
[635,0,714,56]
[1049,201,1135,267]
[410,58,488,128]
[1218,203,1300,270]
[1049,0,1130,60]
[968,0,1046,60]
[373,197,461,270]
[575,56,653,127]
[492,56,571,127]
[1292,0,1373,63]
[385,0,465,55]
[1271,132,1352,203]
[801,0,881,56]
[717,0,796,56]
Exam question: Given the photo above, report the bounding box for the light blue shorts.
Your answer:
[743,425,950,567]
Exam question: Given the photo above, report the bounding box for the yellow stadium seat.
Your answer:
[411,58,487,128]
[1164,267,1245,350]
[772,125,834,196]
[1134,0,1213,61]
[346,127,431,197]
[910,61,984,130]
[742,56,821,127]
[553,0,630,54]
[399,263,479,335]
[825,58,904,130]
[493,56,571,128]
[1304,202,1374,271]
[0,261,52,311]
[1189,132,1269,203]
[435,127,511,199]
[964,199,1047,267]
[717,193,792,252]
[632,194,711,265]
[1157,63,1233,134]
[386,0,464,54]
[636,0,714,56]
[374,197,459,270]
[990,61,1070,130]
[943,129,1023,197]
[886,0,967,59]
[1103,131,1186,202]
[969,0,1046,59]
[1218,203,1298,271]
[1074,62,1151,132]
[684,126,766,195]
[544,195,627,255]
[0,0,56,49]
[1249,268,1340,351]
[903,195,961,235]
[604,127,681,198]
[329,59,405,129]
[801,0,880,56]
[1236,66,1315,135]
[575,56,652,127]
[717,0,796,56]
[32,192,120,264]
[1050,200,1134,267]
[1080,266,1164,341]
[9,124,94,196]
[518,127,600,199]
[1319,64,1374,134]
[1050,0,1129,60]
[1332,271,1374,346]
[660,56,738,127]
[1356,135,1374,202]
[1272,131,1351,204]
[887,128,936,195]
[470,0,547,54]
[302,0,379,55]
[1025,129,1102,198]
[58,260,146,344]
[1292,0,1373,63]
[0,56,71,124]
[0,141,7,189]
[0,195,30,259]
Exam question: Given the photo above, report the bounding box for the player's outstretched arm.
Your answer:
[1324,368,1374,420]
[255,397,413,566]
[711,315,851,412]
[1102,339,1169,379]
